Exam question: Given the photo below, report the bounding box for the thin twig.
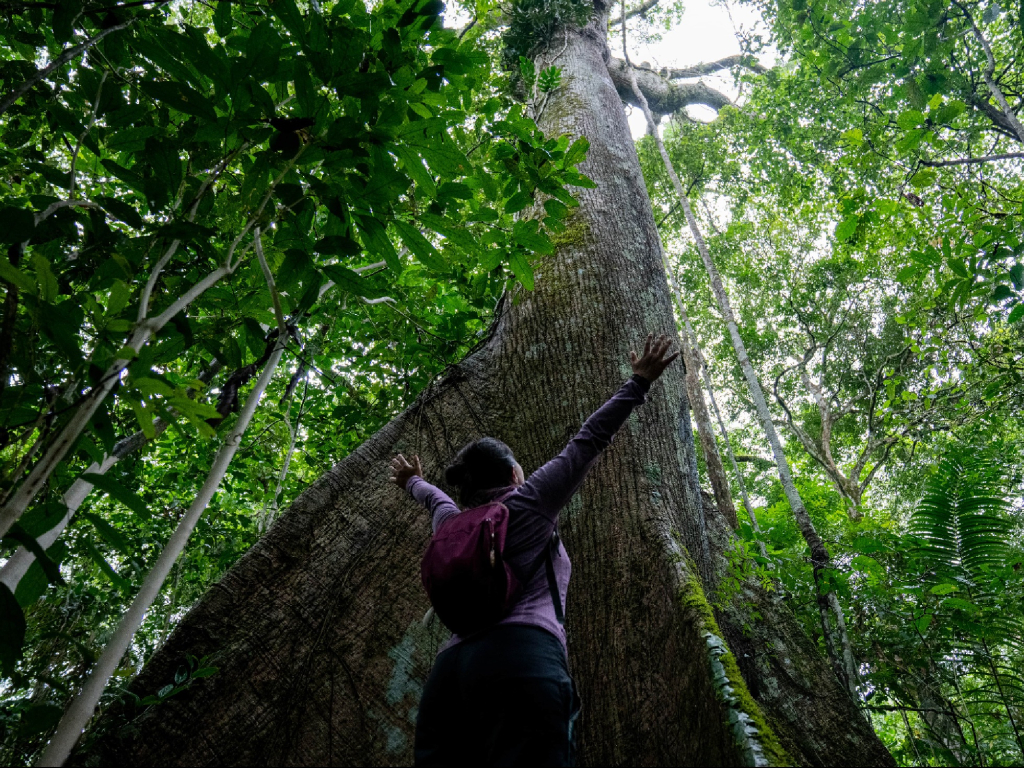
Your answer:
[70,71,108,199]
[921,152,1024,167]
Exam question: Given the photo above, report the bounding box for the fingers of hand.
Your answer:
[643,333,652,357]
[656,336,674,360]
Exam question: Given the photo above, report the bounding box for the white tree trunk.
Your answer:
[618,12,856,696]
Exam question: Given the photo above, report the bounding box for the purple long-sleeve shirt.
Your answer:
[407,376,650,650]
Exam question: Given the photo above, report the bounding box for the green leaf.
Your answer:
[128,399,157,440]
[80,539,130,590]
[543,199,569,219]
[991,284,1014,302]
[322,264,366,294]
[101,159,147,195]
[948,259,970,278]
[504,191,533,215]
[538,65,561,93]
[82,512,132,556]
[419,213,477,251]
[509,251,534,290]
[0,586,26,676]
[519,55,536,86]
[437,181,472,201]
[322,264,386,299]
[929,582,957,595]
[356,217,400,273]
[1008,304,1024,324]
[394,221,445,271]
[18,502,66,539]
[0,256,36,293]
[314,236,363,256]
[563,136,589,167]
[840,128,863,146]
[393,146,437,197]
[97,196,144,229]
[835,215,859,242]
[31,253,59,302]
[1009,263,1024,290]
[139,81,217,122]
[2,525,64,586]
[214,0,233,36]
[897,109,925,130]
[270,0,306,42]
[15,554,58,607]
[910,169,936,189]
[562,170,596,188]
[81,472,152,519]
[896,265,920,283]
[942,597,980,613]
[851,554,884,576]
[512,220,554,255]
[915,613,933,634]
[934,100,965,125]
[294,63,317,117]
[52,0,82,44]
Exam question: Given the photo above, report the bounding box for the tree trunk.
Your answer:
[74,12,892,767]
[668,272,737,528]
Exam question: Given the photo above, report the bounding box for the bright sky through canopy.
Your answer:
[623,0,774,135]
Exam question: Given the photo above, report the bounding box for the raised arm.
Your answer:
[518,333,679,519]
[390,454,461,532]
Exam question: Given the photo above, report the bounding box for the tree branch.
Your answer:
[69,71,107,199]
[608,0,660,25]
[0,14,143,120]
[953,0,1024,143]
[921,152,1024,167]
[607,57,733,117]
[33,199,99,226]
[660,54,765,79]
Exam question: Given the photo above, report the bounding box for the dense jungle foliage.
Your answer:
[1,0,1021,764]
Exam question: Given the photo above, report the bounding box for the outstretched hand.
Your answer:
[629,333,680,383]
[389,453,423,490]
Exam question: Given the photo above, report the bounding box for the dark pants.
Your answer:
[414,625,580,767]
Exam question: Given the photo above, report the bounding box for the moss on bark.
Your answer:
[678,568,790,767]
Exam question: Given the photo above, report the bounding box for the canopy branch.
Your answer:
[608,0,661,25]
[608,57,733,118]
[660,54,765,80]
[921,152,1024,167]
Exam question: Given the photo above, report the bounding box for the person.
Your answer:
[389,333,679,767]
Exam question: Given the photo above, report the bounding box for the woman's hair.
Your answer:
[445,437,516,505]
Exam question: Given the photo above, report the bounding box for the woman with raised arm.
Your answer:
[389,333,679,768]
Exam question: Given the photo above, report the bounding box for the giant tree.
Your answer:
[4,0,898,765]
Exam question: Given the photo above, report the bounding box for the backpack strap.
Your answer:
[545,530,565,625]
[494,486,564,625]
[519,529,564,625]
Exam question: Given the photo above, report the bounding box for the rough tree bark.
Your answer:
[74,8,892,767]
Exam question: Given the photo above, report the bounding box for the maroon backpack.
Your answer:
[420,492,560,637]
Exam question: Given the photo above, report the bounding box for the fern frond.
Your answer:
[909,448,1013,586]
